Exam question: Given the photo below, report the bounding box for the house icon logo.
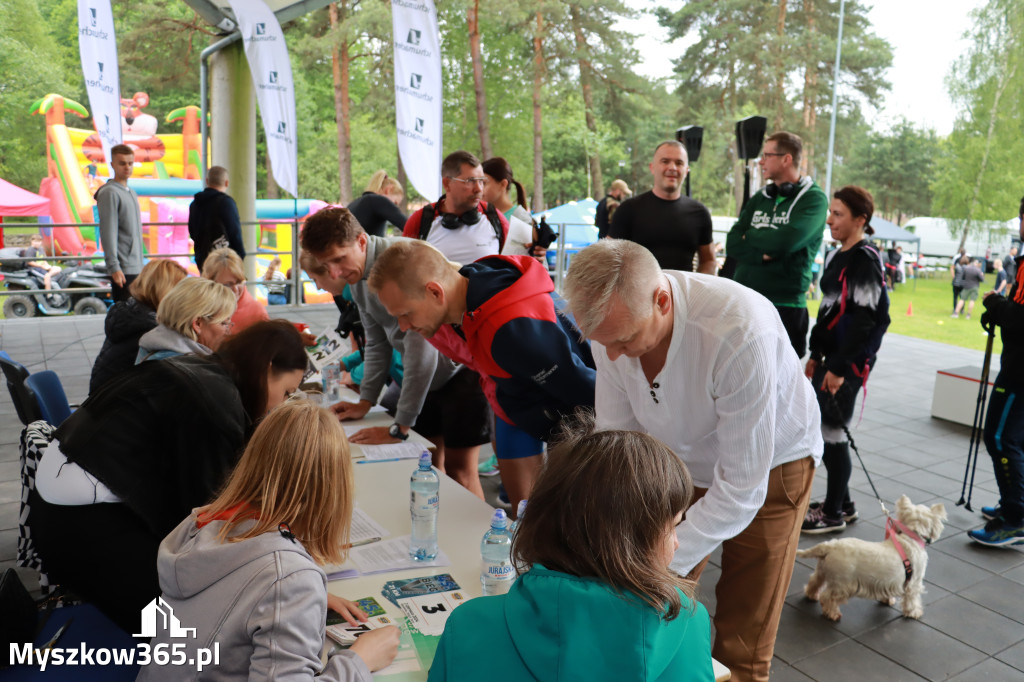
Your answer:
[410,73,422,90]
[407,29,421,45]
[414,118,424,134]
[97,62,104,80]
[269,70,278,84]
[104,114,110,130]
[277,121,287,134]
[90,8,97,26]
[134,597,196,639]
[255,23,266,35]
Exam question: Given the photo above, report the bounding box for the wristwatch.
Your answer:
[388,423,409,441]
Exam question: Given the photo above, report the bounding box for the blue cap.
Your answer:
[491,509,508,529]
[418,452,432,468]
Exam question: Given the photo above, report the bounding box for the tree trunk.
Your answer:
[774,0,788,130]
[569,4,603,199]
[531,11,545,211]
[801,0,817,178]
[330,2,353,204]
[467,0,492,159]
[266,152,279,199]
[960,56,1018,249]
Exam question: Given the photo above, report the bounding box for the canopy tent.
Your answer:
[869,216,921,248]
[534,198,598,226]
[0,178,51,217]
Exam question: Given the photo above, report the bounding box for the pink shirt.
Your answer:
[231,287,269,333]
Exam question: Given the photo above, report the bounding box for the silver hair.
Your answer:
[563,239,662,338]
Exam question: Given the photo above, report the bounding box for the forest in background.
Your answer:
[1,0,1022,235]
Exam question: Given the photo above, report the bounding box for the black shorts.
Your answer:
[412,368,491,448]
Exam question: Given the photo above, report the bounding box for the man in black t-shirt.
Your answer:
[609,140,716,273]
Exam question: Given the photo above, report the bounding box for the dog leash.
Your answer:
[829,393,928,586]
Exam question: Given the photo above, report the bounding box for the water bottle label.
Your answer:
[411,491,439,513]
[481,559,514,581]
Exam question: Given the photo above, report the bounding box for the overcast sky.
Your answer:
[618,0,983,136]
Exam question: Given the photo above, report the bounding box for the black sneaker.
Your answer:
[802,506,846,534]
[808,500,858,523]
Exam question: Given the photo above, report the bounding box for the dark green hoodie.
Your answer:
[726,177,827,308]
[428,565,714,681]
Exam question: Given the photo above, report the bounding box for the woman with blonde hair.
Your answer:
[30,321,309,633]
[346,170,407,237]
[136,276,237,361]
[139,400,400,681]
[429,416,714,681]
[89,259,188,394]
[203,246,269,331]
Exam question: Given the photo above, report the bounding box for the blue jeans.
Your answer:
[267,293,287,305]
[984,373,1024,525]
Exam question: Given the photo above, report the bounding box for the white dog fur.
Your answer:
[796,495,947,621]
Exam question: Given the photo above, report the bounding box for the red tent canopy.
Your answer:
[0,178,51,217]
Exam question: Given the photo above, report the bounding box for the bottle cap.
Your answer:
[516,499,528,519]
[491,509,508,529]
[418,452,431,468]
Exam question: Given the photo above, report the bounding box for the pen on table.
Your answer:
[357,456,424,464]
[343,537,382,549]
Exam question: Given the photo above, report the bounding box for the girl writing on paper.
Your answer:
[428,414,715,681]
[139,399,400,681]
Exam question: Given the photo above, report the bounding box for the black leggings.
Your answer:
[813,363,869,518]
[28,490,161,634]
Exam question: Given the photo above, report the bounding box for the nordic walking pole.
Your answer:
[958,315,996,509]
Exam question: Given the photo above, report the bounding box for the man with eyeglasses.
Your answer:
[726,131,827,358]
[403,150,509,264]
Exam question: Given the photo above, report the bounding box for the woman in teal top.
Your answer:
[428,418,714,682]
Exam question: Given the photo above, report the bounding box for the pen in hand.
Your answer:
[343,536,382,549]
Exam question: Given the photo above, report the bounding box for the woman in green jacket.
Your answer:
[428,418,714,682]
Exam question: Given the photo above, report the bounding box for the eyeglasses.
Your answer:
[448,177,487,187]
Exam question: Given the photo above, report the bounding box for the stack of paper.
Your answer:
[350,536,451,575]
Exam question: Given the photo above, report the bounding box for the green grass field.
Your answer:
[808,273,1003,356]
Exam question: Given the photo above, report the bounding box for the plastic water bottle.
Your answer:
[322,363,342,403]
[409,453,439,561]
[480,509,515,596]
[509,499,528,535]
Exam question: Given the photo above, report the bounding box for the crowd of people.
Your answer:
[20,130,1021,681]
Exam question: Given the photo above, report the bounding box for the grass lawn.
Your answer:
[808,273,1003,356]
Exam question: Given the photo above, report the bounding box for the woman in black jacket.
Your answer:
[88,259,187,394]
[29,320,308,632]
[802,186,890,534]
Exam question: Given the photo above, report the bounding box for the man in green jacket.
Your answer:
[726,131,827,357]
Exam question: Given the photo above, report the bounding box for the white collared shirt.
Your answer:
[594,271,822,574]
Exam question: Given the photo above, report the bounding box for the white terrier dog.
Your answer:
[796,495,947,621]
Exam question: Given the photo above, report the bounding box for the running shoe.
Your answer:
[808,500,858,523]
[477,454,499,477]
[981,505,1002,521]
[968,517,1024,547]
[802,506,847,534]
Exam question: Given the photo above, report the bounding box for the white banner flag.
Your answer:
[392,0,442,201]
[78,0,122,173]
[227,0,298,198]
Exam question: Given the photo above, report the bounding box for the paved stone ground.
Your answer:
[1,309,1023,681]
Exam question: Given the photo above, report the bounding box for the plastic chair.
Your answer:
[0,351,43,426]
[24,371,73,426]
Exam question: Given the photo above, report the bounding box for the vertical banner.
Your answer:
[392,0,442,201]
[78,0,122,173]
[226,0,298,198]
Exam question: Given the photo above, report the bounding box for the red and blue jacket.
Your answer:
[427,255,595,441]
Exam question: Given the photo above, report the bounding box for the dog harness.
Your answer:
[885,517,926,585]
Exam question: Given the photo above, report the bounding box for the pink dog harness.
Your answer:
[885,517,926,585]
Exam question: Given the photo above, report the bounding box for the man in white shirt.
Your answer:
[563,238,822,682]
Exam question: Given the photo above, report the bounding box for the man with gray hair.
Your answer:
[563,238,822,682]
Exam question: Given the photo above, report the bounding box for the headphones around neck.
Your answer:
[765,179,800,199]
[440,208,482,229]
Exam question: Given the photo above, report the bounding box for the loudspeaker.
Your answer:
[735,116,767,160]
[676,125,704,163]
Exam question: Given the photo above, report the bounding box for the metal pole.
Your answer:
[824,0,846,197]
[200,34,242,174]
